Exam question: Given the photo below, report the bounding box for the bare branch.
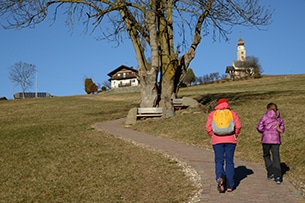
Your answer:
[0,0,273,107]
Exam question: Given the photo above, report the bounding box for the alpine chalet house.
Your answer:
[107,65,139,88]
[226,38,255,79]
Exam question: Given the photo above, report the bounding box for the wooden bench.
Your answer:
[136,107,163,119]
[172,98,188,110]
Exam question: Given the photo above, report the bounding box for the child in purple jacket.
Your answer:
[257,102,285,184]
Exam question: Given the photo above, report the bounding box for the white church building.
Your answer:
[226,38,255,79]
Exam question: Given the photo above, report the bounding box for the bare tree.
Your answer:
[0,0,272,116]
[246,56,263,78]
[102,81,111,90]
[9,62,37,99]
[196,76,204,85]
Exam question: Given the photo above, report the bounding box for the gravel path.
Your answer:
[93,118,304,203]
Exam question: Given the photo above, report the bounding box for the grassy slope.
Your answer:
[1,74,304,201]
[132,74,305,197]
[0,94,195,202]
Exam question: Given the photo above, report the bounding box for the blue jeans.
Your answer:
[213,143,236,189]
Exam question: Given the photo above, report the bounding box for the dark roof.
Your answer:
[233,61,253,68]
[225,66,235,73]
[107,65,138,76]
[238,37,244,45]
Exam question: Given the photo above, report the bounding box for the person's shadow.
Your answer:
[234,166,254,189]
[281,162,290,176]
[233,162,290,189]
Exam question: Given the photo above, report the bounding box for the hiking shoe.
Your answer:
[275,177,282,184]
[217,178,225,193]
[226,178,233,192]
[267,174,275,180]
[226,188,233,192]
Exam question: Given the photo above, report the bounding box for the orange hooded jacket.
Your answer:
[205,102,241,145]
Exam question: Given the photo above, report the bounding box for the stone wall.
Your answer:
[100,85,140,94]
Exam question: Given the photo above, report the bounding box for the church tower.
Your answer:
[237,38,246,61]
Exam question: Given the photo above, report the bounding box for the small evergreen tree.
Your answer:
[101,86,107,92]
[84,78,98,94]
[184,68,196,86]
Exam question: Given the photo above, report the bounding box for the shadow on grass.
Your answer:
[281,162,290,176]
[234,165,254,189]
[197,90,300,105]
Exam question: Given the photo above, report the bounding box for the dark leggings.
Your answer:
[262,144,281,177]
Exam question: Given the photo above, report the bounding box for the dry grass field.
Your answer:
[0,94,194,202]
[1,74,304,202]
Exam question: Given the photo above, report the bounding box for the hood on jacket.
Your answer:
[265,109,277,119]
[215,102,230,110]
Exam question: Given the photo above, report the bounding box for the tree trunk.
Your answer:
[160,56,177,117]
[156,0,176,116]
[138,0,159,108]
[138,65,159,107]
[21,83,25,99]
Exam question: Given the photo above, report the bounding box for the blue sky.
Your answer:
[1,1,305,99]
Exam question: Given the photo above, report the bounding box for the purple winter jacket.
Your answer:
[256,110,285,144]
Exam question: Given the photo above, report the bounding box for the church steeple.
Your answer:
[237,38,246,61]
